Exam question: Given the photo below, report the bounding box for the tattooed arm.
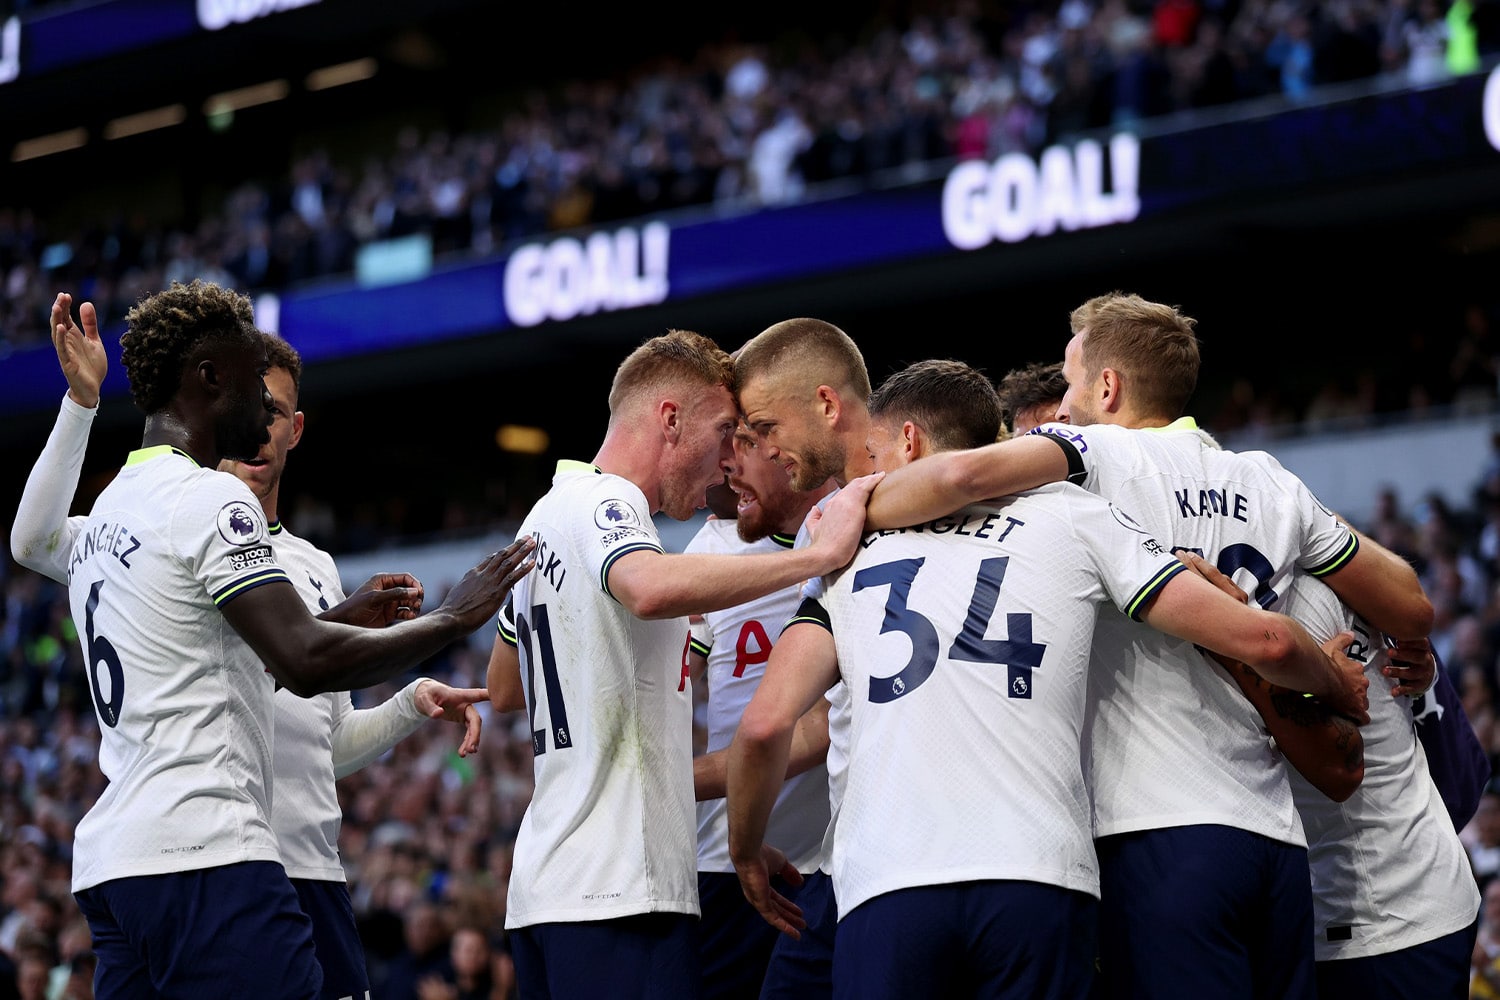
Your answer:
[1175,551,1365,802]
[1224,660,1365,802]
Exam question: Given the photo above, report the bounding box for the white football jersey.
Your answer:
[1036,418,1354,844]
[66,447,288,892]
[1277,575,1480,960]
[687,519,830,874]
[819,484,1189,917]
[794,491,845,879]
[266,522,353,881]
[505,461,699,927]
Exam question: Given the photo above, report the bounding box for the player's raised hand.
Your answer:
[437,536,537,631]
[52,292,107,408]
[733,844,807,939]
[413,679,490,757]
[322,572,425,628]
[802,470,885,573]
[1384,635,1436,698]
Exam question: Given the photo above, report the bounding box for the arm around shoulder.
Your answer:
[1321,534,1434,642]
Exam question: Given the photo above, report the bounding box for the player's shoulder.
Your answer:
[269,524,338,574]
[684,517,739,555]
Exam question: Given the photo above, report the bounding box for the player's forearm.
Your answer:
[11,394,94,580]
[487,636,525,713]
[1338,533,1434,641]
[695,749,728,801]
[864,449,977,530]
[616,550,829,620]
[1239,615,1344,696]
[1226,661,1365,801]
[726,721,794,867]
[330,680,427,779]
[864,436,1066,530]
[698,700,827,802]
[228,594,475,697]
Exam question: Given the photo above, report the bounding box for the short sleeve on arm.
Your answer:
[175,475,289,606]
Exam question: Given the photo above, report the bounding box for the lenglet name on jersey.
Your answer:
[1174,487,1250,522]
[860,511,1024,549]
[67,521,143,582]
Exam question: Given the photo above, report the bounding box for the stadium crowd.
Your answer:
[3,0,1499,358]
[4,2,1500,998]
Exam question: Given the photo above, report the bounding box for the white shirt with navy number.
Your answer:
[793,489,846,878]
[1276,574,1480,960]
[1034,418,1355,846]
[267,523,434,882]
[687,518,831,875]
[504,460,699,927]
[66,447,289,892]
[813,484,1187,918]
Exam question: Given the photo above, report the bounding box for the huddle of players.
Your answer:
[16,278,1474,1000]
[489,297,1476,1000]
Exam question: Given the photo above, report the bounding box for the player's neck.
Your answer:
[591,438,657,512]
[141,411,218,469]
[260,489,280,526]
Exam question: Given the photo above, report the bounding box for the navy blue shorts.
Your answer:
[74,860,322,1000]
[834,879,1097,1000]
[292,878,370,1000]
[1315,919,1478,999]
[760,870,837,999]
[1096,825,1314,1000]
[698,871,807,1000]
[512,912,701,1000]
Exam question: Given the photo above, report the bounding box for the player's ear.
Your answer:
[1099,367,1123,413]
[902,421,920,461]
[815,384,841,424]
[198,359,219,390]
[288,411,306,450]
[660,399,682,443]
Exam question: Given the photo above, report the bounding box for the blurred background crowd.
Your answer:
[3,0,1500,996]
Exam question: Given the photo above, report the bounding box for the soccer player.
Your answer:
[10,292,498,1000]
[997,359,1069,436]
[1189,560,1480,998]
[859,291,1432,999]
[483,329,879,999]
[686,426,835,1000]
[30,280,533,998]
[730,317,880,997]
[725,357,1368,1000]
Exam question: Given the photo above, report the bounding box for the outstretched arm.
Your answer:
[1139,565,1370,725]
[10,294,108,581]
[330,678,492,778]
[863,434,1070,530]
[608,473,882,619]
[222,539,535,697]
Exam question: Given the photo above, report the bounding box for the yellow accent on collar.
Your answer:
[1145,416,1199,433]
[125,445,197,466]
[556,459,601,474]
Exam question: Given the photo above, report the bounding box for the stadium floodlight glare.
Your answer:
[496,425,550,455]
[203,79,291,116]
[12,128,87,162]
[305,57,377,92]
[104,104,188,141]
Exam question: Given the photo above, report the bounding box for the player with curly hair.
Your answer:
[26,281,535,998]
